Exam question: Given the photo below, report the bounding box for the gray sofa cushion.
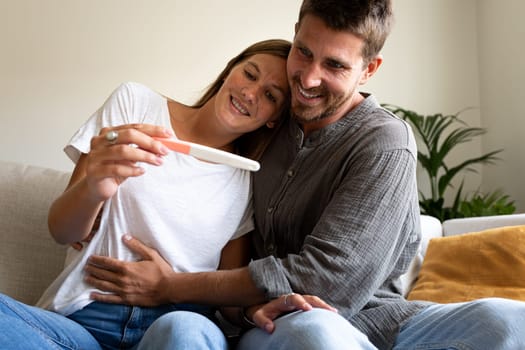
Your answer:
[0,161,70,305]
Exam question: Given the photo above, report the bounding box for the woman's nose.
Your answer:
[241,85,257,103]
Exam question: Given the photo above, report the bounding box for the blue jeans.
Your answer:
[237,308,375,350]
[68,301,218,349]
[236,298,525,350]
[393,298,525,350]
[0,293,101,349]
[0,293,227,349]
[133,308,366,349]
[135,310,229,350]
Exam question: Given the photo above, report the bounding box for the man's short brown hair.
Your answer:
[298,0,393,64]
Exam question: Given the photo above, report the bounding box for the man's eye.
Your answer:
[299,47,311,57]
[327,60,344,69]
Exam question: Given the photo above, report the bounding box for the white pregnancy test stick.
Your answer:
[154,137,260,172]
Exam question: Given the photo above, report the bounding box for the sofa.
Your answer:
[2,159,525,308]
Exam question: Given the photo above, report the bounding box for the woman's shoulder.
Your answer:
[113,81,157,98]
[104,82,168,112]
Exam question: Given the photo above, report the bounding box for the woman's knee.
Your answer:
[147,310,215,335]
[139,311,228,350]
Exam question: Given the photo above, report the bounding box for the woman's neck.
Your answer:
[167,99,236,152]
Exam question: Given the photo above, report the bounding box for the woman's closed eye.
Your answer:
[265,91,277,103]
[244,69,257,81]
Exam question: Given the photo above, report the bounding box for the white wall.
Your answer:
[477,0,525,212]
[0,0,300,170]
[1,0,524,212]
[372,0,483,206]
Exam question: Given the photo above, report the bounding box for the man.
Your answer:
[86,1,525,349]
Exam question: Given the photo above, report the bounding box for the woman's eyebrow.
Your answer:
[246,61,260,73]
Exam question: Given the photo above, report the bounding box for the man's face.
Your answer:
[287,14,378,129]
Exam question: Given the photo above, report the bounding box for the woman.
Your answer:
[0,39,292,350]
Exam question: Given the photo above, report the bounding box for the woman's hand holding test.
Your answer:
[84,124,172,202]
[49,124,172,245]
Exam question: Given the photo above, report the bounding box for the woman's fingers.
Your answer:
[93,126,171,164]
[77,123,175,202]
[99,124,172,154]
[86,124,174,186]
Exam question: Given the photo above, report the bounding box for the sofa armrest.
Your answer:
[400,215,443,296]
[443,213,525,237]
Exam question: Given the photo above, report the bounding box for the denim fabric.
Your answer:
[68,301,217,349]
[0,293,101,349]
[0,293,220,350]
[136,310,229,350]
[236,298,525,350]
[237,308,377,350]
[394,298,525,350]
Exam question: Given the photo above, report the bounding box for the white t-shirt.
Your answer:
[37,82,253,315]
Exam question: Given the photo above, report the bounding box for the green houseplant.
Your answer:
[383,104,515,221]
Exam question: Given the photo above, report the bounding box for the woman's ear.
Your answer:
[266,121,276,128]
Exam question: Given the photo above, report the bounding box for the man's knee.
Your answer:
[240,308,374,350]
[276,308,353,333]
[469,298,525,331]
[461,298,525,348]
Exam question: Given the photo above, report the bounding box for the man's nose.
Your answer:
[300,63,322,89]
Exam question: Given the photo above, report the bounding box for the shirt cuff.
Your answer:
[248,255,293,299]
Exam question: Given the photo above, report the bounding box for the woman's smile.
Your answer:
[231,96,250,116]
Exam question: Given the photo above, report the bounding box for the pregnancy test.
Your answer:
[154,137,260,172]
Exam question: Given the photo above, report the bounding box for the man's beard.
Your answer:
[292,78,352,124]
[292,91,352,125]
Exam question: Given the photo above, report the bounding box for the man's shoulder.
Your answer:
[352,100,416,153]
[355,97,412,134]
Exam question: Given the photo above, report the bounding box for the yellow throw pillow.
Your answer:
[407,225,525,303]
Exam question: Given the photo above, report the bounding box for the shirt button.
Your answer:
[267,207,274,213]
[267,244,275,253]
[287,169,294,177]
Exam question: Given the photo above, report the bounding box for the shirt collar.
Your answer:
[289,93,379,148]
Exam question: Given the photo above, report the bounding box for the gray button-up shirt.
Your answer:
[249,94,431,349]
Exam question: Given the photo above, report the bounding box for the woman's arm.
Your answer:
[48,154,104,244]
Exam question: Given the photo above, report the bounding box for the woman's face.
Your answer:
[215,53,290,135]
